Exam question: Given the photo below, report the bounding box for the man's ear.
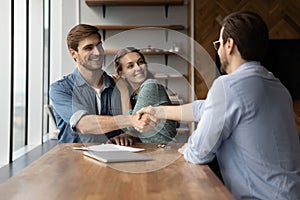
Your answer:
[69,48,77,62]
[226,38,235,55]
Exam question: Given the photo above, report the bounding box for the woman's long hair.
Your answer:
[114,47,154,79]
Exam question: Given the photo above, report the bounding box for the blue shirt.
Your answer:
[185,62,300,199]
[49,68,122,143]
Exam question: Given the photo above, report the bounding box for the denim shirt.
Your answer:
[49,68,122,143]
[185,62,300,199]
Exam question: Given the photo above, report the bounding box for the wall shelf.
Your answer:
[96,25,185,41]
[105,49,177,55]
[95,25,185,30]
[154,74,187,79]
[86,0,184,18]
[86,0,184,6]
[105,49,180,65]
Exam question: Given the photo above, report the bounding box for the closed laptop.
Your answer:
[84,151,152,163]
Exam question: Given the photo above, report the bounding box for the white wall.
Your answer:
[50,0,80,84]
[0,0,11,167]
[27,0,44,146]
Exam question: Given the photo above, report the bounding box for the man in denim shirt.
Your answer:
[50,24,155,144]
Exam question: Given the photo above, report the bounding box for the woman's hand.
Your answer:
[110,74,120,81]
[112,75,132,113]
[107,133,134,146]
[113,75,129,93]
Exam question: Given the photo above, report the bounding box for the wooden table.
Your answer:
[0,143,234,200]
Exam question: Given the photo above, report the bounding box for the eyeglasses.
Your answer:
[213,40,222,51]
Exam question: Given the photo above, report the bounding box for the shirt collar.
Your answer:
[234,61,261,73]
[73,68,115,89]
[233,61,276,79]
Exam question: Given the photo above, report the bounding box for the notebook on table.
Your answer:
[83,151,152,163]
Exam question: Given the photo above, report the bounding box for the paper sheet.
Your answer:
[73,144,144,152]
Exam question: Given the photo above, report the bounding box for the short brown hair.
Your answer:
[221,11,269,62]
[67,24,101,51]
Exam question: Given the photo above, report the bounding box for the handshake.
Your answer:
[108,105,169,146]
[133,106,161,132]
[108,104,188,146]
[76,103,186,146]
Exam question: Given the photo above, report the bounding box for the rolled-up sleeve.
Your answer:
[184,78,231,164]
[49,81,74,124]
[70,110,89,131]
[192,100,205,122]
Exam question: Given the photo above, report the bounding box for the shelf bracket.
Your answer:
[102,5,106,18]
[164,5,169,18]
[102,30,106,41]
[165,54,168,66]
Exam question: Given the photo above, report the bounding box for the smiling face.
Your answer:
[70,33,104,72]
[118,52,148,90]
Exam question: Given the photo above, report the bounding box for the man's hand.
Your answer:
[132,113,158,132]
[107,133,133,146]
[135,106,161,132]
[178,143,188,154]
[136,105,156,120]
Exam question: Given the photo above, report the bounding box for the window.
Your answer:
[0,0,50,166]
[12,0,49,161]
[43,0,51,141]
[13,0,28,154]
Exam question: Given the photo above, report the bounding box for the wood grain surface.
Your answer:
[0,143,234,200]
